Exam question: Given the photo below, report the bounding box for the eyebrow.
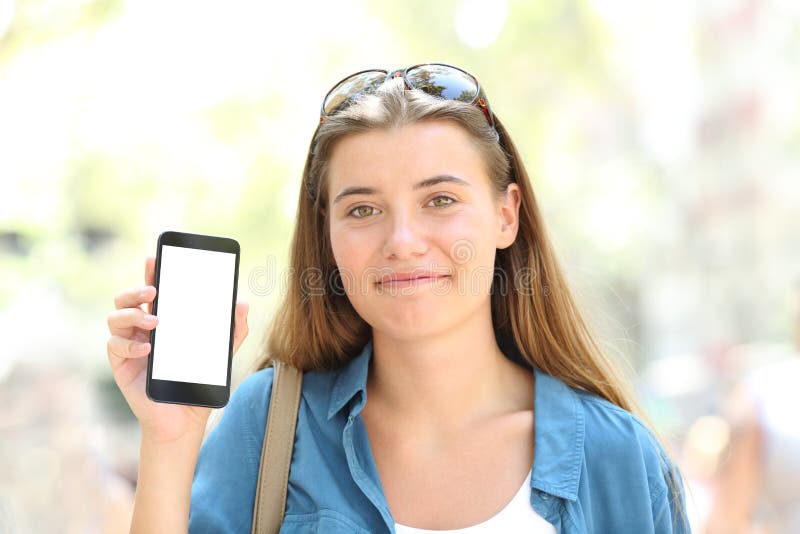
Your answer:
[332,174,471,205]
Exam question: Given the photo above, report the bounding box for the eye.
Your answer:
[428,195,456,208]
[347,205,380,219]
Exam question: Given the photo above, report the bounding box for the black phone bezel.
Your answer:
[145,230,240,409]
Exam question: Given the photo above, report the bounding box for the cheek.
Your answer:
[450,246,496,297]
[443,207,492,258]
[445,215,498,295]
[330,230,371,294]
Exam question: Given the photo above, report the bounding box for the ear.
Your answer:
[496,183,521,250]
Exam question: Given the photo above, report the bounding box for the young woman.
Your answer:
[107,63,690,533]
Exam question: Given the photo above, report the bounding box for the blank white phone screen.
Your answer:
[151,245,236,386]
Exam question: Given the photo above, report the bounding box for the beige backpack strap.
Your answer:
[251,359,303,534]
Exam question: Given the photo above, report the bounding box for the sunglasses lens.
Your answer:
[405,65,479,103]
[323,71,387,116]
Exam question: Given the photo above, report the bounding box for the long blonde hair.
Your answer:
[254,76,690,530]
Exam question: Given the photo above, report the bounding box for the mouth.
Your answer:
[376,274,451,286]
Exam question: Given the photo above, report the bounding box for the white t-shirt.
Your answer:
[393,468,556,533]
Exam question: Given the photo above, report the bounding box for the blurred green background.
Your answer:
[1,0,799,532]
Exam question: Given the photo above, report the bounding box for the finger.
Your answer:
[107,335,151,364]
[114,285,157,310]
[145,256,155,286]
[108,308,159,337]
[233,301,249,345]
[145,256,156,315]
[232,301,249,355]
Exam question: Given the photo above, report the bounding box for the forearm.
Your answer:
[130,431,205,534]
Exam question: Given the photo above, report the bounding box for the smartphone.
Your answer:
[146,230,240,408]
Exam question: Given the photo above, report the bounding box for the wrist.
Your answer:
[140,426,206,451]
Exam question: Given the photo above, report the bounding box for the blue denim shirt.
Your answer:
[189,337,689,533]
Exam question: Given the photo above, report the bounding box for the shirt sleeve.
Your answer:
[188,366,274,534]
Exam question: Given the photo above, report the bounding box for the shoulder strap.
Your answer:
[251,359,303,534]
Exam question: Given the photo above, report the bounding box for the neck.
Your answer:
[366,305,534,437]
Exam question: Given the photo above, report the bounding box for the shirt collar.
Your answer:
[529,368,584,501]
[326,336,584,502]
[327,337,374,421]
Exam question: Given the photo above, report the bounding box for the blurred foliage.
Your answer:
[0,0,124,63]
[1,0,797,374]
[0,0,691,373]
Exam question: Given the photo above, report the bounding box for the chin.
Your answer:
[373,304,465,339]
[374,321,448,342]
[395,295,488,337]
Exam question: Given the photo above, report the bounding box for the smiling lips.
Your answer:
[376,272,451,286]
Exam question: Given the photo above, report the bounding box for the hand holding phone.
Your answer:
[106,233,249,443]
[146,231,242,409]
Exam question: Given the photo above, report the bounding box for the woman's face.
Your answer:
[326,120,520,340]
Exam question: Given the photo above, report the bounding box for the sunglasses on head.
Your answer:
[319,63,496,130]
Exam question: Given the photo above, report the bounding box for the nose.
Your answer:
[381,210,429,260]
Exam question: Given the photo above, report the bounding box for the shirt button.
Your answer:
[538,491,550,500]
